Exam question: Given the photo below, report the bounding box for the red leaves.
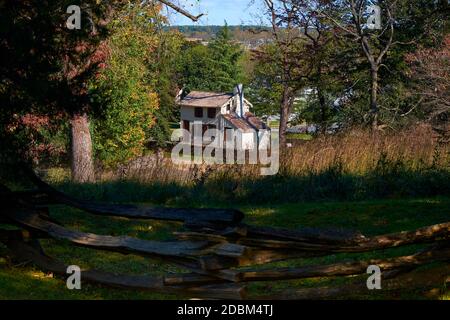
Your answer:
[18,114,50,130]
[405,35,449,86]
[405,35,449,121]
[74,43,88,54]
[91,41,110,65]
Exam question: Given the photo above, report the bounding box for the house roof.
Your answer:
[178,91,234,108]
[245,112,268,130]
[222,112,269,133]
[223,113,254,133]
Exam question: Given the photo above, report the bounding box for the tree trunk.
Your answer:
[370,67,379,128]
[70,113,95,183]
[316,64,327,127]
[317,84,327,134]
[279,86,292,149]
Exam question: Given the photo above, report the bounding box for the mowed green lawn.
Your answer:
[0,197,449,300]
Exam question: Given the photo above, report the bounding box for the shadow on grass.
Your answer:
[54,165,450,207]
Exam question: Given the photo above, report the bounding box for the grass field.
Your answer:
[287,133,313,141]
[1,197,449,300]
[1,126,448,300]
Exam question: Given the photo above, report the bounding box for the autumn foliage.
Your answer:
[405,35,450,123]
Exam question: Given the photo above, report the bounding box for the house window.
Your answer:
[207,108,217,119]
[194,107,203,118]
[183,120,190,132]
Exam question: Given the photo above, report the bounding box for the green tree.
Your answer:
[0,0,131,182]
[147,30,184,147]
[177,23,244,92]
[89,5,161,167]
[319,0,449,128]
[247,44,284,117]
[178,43,216,90]
[207,23,244,91]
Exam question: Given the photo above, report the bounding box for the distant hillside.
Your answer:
[166,25,271,42]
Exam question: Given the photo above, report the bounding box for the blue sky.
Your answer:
[166,0,264,26]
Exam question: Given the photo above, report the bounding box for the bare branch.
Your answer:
[376,3,395,65]
[156,0,204,22]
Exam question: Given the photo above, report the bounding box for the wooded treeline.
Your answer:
[250,0,449,147]
[0,0,448,182]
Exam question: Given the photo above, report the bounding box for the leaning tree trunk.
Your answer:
[316,64,327,128]
[317,84,327,132]
[370,66,379,129]
[70,113,95,183]
[279,86,293,150]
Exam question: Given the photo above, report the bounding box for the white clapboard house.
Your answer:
[176,85,270,150]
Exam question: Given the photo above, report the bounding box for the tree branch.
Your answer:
[156,0,204,22]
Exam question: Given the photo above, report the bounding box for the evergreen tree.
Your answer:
[177,23,244,92]
[207,22,244,91]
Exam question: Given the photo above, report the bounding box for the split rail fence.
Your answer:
[0,168,448,299]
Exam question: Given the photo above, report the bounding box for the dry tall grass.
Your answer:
[43,124,449,204]
[83,124,448,185]
[283,124,448,175]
